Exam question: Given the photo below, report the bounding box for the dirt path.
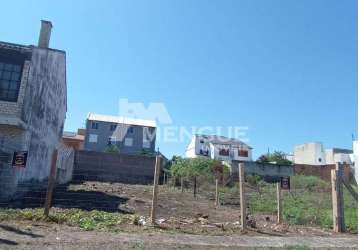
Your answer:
[1,222,358,250]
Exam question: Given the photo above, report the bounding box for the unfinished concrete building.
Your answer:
[0,20,67,198]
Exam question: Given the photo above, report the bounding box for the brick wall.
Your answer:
[73,150,160,184]
[294,164,351,182]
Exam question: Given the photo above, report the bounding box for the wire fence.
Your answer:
[0,154,357,234]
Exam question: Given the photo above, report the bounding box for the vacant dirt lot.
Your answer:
[45,181,349,237]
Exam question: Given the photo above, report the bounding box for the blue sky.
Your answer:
[1,0,357,158]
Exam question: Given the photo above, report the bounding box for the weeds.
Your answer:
[244,175,358,231]
[0,208,138,231]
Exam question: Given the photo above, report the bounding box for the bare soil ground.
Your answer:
[53,181,348,237]
[1,220,358,250]
[2,181,358,249]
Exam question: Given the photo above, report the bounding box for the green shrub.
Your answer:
[0,208,136,231]
[290,175,329,191]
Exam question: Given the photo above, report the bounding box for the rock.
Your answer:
[138,216,146,226]
[198,217,209,225]
[246,215,256,229]
[233,221,240,226]
[157,218,166,224]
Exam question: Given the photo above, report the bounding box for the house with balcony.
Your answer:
[84,113,156,154]
[185,134,253,162]
[0,21,67,198]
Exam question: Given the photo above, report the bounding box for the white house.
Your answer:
[294,142,326,165]
[325,148,353,165]
[294,142,353,166]
[353,140,358,181]
[185,134,252,162]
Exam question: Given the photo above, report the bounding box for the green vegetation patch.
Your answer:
[243,175,358,231]
[0,208,138,231]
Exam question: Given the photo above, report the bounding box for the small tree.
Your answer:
[170,157,227,196]
[256,151,292,165]
[104,145,120,154]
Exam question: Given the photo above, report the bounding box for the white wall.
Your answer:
[355,155,358,183]
[354,141,358,182]
[185,136,197,158]
[354,141,358,156]
[334,153,352,164]
[325,149,335,165]
[294,143,326,165]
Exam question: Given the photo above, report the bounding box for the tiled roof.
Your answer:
[87,113,156,128]
[63,131,85,141]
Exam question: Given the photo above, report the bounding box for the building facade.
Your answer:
[185,134,252,162]
[294,143,326,165]
[84,113,156,154]
[353,140,358,182]
[0,21,67,198]
[294,142,353,166]
[62,130,85,150]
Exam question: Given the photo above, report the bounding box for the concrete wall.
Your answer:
[84,120,156,154]
[354,141,358,155]
[73,150,159,184]
[0,47,67,198]
[56,143,74,185]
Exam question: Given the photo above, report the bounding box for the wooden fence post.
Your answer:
[277,182,282,224]
[239,163,246,230]
[181,177,184,192]
[337,163,345,232]
[331,163,345,232]
[215,178,219,207]
[193,176,197,198]
[44,149,58,217]
[150,155,161,225]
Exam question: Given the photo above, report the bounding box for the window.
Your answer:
[143,140,150,149]
[129,126,134,133]
[219,148,230,156]
[199,140,204,143]
[0,62,22,102]
[238,150,249,157]
[124,138,133,146]
[91,122,99,129]
[199,149,209,156]
[108,136,117,145]
[89,134,98,143]
[110,124,117,131]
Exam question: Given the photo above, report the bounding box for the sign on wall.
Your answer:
[280,176,290,190]
[12,151,28,168]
